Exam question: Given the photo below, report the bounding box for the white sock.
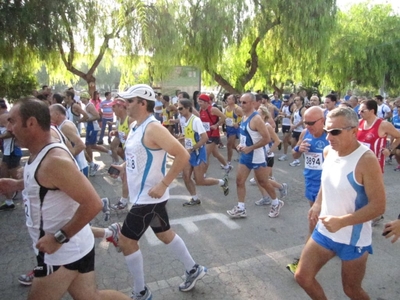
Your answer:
[238,202,245,210]
[5,199,13,206]
[166,234,195,273]
[108,150,112,155]
[271,199,279,205]
[89,162,94,167]
[104,228,112,239]
[125,250,145,295]
[218,179,224,186]
[120,197,128,205]
[224,165,230,169]
[192,195,198,200]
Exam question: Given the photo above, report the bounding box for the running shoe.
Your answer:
[221,176,229,196]
[0,202,15,211]
[268,200,284,218]
[386,157,393,165]
[183,198,201,206]
[372,215,384,227]
[289,159,301,167]
[227,206,247,218]
[286,258,299,275]
[279,183,288,198]
[249,177,257,185]
[89,163,100,177]
[255,197,271,206]
[278,155,287,161]
[111,200,128,210]
[102,198,110,213]
[131,285,152,300]
[224,164,233,174]
[179,264,207,292]
[18,270,34,286]
[106,223,121,252]
[394,165,400,171]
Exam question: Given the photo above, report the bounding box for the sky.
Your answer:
[336,0,400,12]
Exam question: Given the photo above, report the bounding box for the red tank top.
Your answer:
[200,105,220,137]
[357,118,385,173]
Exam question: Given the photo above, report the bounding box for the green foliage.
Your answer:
[322,3,400,93]
[0,67,38,102]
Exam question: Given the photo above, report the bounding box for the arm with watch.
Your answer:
[35,148,103,254]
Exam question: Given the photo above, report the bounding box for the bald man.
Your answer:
[286,106,330,274]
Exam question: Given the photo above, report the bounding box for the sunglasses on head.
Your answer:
[304,117,323,126]
[323,126,355,136]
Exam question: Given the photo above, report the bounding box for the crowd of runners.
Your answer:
[1,85,400,300]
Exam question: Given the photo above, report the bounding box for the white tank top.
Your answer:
[281,105,291,126]
[293,109,304,132]
[0,126,13,155]
[317,144,371,247]
[23,143,94,265]
[59,120,88,171]
[125,115,169,204]
[84,103,100,131]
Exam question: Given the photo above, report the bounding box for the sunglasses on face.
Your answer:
[178,107,184,111]
[323,126,355,136]
[304,118,323,126]
[359,109,369,113]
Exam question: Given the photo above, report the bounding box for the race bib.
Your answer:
[126,152,138,175]
[23,190,33,227]
[240,135,246,146]
[225,118,233,127]
[185,138,193,149]
[305,152,323,170]
[118,131,126,143]
[163,115,167,122]
[202,122,210,131]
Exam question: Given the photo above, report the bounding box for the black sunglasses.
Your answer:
[323,126,355,136]
[178,107,184,110]
[304,118,323,126]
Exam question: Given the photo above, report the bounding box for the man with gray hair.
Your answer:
[295,107,386,299]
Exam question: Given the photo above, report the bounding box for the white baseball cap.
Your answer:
[118,84,157,102]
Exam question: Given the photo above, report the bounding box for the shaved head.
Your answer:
[304,106,324,119]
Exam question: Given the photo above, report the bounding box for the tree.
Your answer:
[147,0,337,94]
[322,3,400,94]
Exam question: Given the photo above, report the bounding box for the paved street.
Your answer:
[1,138,400,300]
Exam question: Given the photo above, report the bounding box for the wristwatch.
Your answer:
[54,229,70,244]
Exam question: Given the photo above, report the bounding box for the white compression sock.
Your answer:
[166,234,196,272]
[125,250,145,295]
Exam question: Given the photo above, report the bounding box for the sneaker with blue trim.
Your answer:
[131,285,152,300]
[179,264,207,292]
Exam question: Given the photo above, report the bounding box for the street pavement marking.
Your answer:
[118,244,305,294]
[144,213,241,246]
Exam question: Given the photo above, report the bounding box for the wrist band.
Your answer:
[294,145,300,152]
[161,180,169,187]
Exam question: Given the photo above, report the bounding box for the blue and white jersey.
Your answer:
[392,107,400,130]
[317,144,371,247]
[125,115,169,205]
[239,111,265,165]
[303,130,329,182]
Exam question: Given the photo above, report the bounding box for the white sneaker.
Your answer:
[255,197,271,206]
[249,178,256,185]
[278,155,287,161]
[269,200,284,218]
[289,160,300,167]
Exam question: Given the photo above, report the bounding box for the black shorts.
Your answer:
[34,247,95,278]
[292,131,301,141]
[2,154,21,169]
[121,200,171,241]
[267,156,274,168]
[206,137,221,145]
[282,125,291,133]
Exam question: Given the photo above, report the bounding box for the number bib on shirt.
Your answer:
[126,152,138,175]
[305,152,323,170]
[185,138,193,149]
[225,118,233,127]
[23,190,33,227]
[202,122,210,131]
[240,135,246,146]
[163,115,167,122]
